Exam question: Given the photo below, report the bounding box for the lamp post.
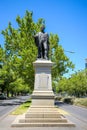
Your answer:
[64,50,75,53]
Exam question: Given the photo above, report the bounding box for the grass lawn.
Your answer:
[11,100,31,115]
[74,98,87,108]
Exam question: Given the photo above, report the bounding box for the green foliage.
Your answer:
[62,97,74,104]
[0,10,74,96]
[11,100,31,115]
[49,34,74,80]
[57,69,87,97]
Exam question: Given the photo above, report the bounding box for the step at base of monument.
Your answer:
[12,114,75,127]
[19,117,68,123]
[25,107,63,118]
[25,113,62,118]
[12,120,75,127]
[11,107,75,127]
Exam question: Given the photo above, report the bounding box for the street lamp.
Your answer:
[64,50,75,53]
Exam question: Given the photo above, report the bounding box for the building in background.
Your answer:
[85,58,87,69]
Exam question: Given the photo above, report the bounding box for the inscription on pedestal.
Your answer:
[39,74,49,89]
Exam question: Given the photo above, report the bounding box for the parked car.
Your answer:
[0,93,7,100]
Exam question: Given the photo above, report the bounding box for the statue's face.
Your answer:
[41,25,45,32]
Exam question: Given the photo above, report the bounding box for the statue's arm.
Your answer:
[33,33,38,38]
[33,33,39,47]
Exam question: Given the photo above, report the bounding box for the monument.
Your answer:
[34,25,49,60]
[12,26,75,127]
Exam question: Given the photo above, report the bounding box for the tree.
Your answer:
[0,46,6,92]
[49,33,74,80]
[57,69,87,97]
[1,10,74,95]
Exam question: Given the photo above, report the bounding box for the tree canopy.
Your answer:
[0,10,74,96]
[56,69,87,97]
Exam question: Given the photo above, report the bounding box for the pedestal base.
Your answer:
[12,106,75,127]
[32,90,54,106]
[11,60,75,127]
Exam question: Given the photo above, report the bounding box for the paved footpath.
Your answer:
[0,113,87,130]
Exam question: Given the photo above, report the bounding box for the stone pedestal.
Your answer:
[12,60,75,127]
[32,60,54,106]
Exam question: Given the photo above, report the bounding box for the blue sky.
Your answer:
[0,0,87,75]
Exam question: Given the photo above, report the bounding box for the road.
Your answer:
[0,95,30,120]
[55,101,87,130]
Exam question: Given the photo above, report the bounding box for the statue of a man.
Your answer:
[34,25,49,60]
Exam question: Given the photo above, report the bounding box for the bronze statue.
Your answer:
[34,25,49,60]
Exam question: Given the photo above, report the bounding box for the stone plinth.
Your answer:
[32,60,54,106]
[11,60,75,127]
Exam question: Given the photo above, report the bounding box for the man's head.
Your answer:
[40,25,45,32]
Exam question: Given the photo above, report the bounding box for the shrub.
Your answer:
[55,96,62,101]
[63,97,74,104]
